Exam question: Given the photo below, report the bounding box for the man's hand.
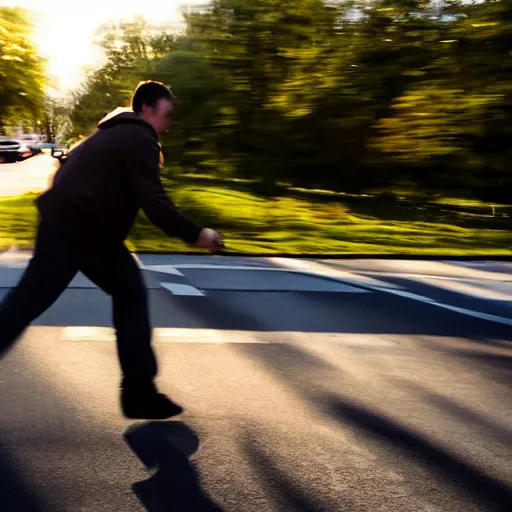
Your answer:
[195,228,224,252]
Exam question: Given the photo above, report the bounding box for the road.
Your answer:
[0,249,511,512]
[0,153,55,197]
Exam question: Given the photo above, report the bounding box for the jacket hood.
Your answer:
[97,107,157,138]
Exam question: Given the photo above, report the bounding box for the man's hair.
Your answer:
[131,80,174,114]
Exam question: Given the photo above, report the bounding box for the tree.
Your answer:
[41,95,72,142]
[0,7,46,128]
[371,0,512,197]
[68,18,160,138]
[65,0,512,200]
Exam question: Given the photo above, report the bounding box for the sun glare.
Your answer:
[1,0,204,93]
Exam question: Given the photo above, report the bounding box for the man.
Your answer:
[0,81,223,419]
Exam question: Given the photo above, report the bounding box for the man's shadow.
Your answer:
[124,421,224,512]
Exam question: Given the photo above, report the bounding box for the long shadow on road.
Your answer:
[323,394,512,512]
[124,421,224,512]
[243,435,330,512]
[170,286,512,341]
[398,380,512,444]
[233,342,512,511]
[0,439,48,512]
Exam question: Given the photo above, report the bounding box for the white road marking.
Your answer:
[431,303,512,327]
[358,271,512,301]
[158,263,372,292]
[134,258,512,291]
[171,264,277,271]
[60,327,269,343]
[293,332,398,347]
[160,282,205,296]
[371,287,438,303]
[412,278,512,302]
[155,328,269,343]
[361,270,512,283]
[364,285,512,327]
[140,264,184,276]
[58,327,401,345]
[273,258,512,328]
[267,258,404,289]
[60,326,115,342]
[143,263,371,294]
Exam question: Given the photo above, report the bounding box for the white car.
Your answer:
[19,134,43,154]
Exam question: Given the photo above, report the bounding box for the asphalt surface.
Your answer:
[0,250,511,512]
[0,153,55,197]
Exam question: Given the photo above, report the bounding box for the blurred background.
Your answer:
[0,0,511,255]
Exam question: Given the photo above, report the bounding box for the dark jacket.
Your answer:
[36,110,203,248]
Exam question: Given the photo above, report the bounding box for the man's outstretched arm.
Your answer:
[124,130,223,250]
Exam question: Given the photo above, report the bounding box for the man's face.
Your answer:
[141,98,174,135]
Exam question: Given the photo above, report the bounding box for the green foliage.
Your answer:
[68,17,162,138]
[0,7,46,127]
[1,188,510,255]
[41,96,72,142]
[65,0,512,202]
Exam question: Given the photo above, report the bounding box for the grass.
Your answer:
[1,184,510,256]
[0,194,39,251]
[434,197,510,208]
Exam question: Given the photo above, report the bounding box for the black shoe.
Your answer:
[121,382,184,420]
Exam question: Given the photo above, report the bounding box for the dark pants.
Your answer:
[0,221,157,384]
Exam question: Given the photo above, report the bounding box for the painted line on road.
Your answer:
[58,327,404,345]
[268,258,404,290]
[135,261,204,296]
[348,285,512,327]
[143,263,372,295]
[359,270,512,283]
[160,282,205,296]
[151,262,388,287]
[138,260,512,325]
[140,264,184,276]
[422,301,512,327]
[59,327,269,343]
[272,258,512,328]
[60,326,114,342]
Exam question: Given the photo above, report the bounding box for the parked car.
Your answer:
[19,134,43,154]
[0,138,35,163]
